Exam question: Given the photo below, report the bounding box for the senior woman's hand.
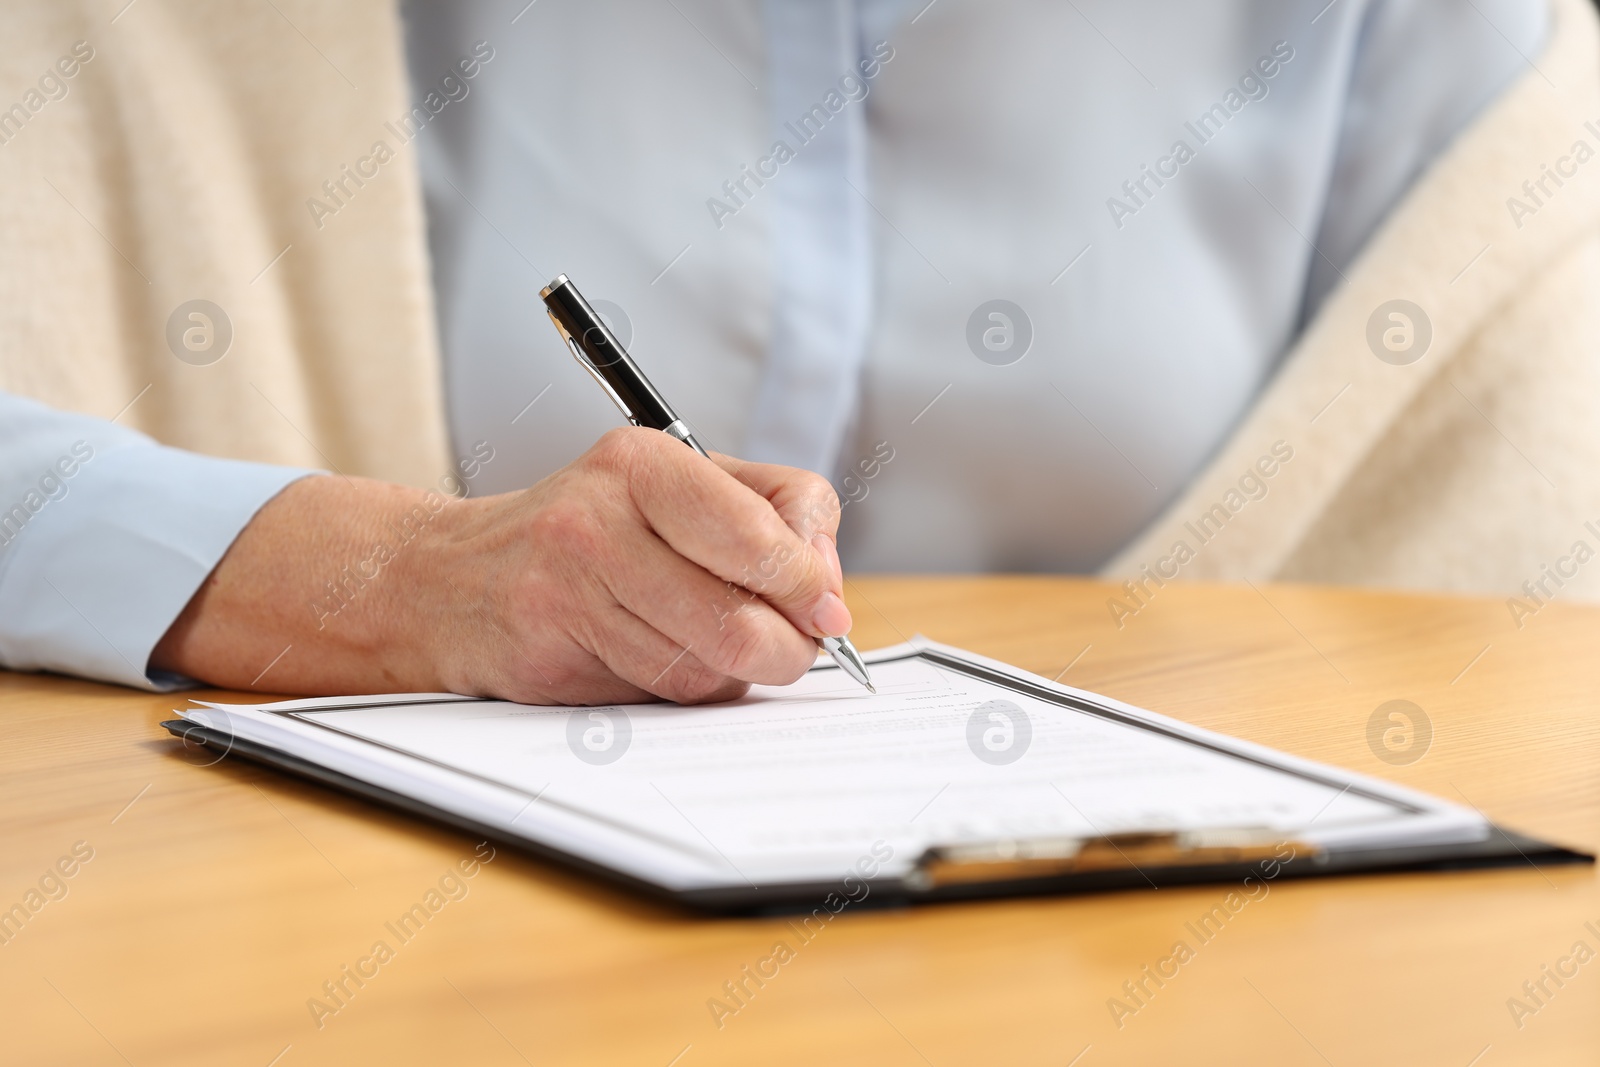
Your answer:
[151,427,849,704]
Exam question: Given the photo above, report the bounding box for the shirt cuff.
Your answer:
[0,442,317,691]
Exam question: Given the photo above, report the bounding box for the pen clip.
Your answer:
[548,311,639,424]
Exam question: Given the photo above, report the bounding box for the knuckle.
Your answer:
[710,677,752,703]
[522,653,583,699]
[529,500,601,558]
[593,424,640,456]
[741,536,802,593]
[708,607,814,683]
[764,544,824,605]
[795,475,841,535]
[798,470,836,504]
[595,426,686,502]
[587,426,653,477]
[708,610,775,677]
[658,657,739,704]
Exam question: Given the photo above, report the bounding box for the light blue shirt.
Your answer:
[406,0,1543,573]
[0,0,1545,689]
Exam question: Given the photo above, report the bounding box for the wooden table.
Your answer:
[3,578,1597,1065]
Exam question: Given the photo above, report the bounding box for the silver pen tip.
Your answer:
[819,635,874,692]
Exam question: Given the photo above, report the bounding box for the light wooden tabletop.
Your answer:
[2,577,1597,1066]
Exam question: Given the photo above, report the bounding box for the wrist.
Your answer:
[340,485,447,685]
[153,476,473,694]
[378,486,486,692]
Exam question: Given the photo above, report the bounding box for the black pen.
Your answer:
[539,274,875,693]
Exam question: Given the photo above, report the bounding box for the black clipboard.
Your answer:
[160,645,1593,916]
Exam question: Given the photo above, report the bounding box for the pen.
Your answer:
[539,273,876,694]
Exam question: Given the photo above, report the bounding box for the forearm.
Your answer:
[151,475,464,694]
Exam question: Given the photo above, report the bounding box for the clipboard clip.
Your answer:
[908,827,1316,890]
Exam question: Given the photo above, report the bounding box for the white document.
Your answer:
[179,640,1487,894]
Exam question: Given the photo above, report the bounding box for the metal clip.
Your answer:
[550,312,637,424]
[908,827,1311,890]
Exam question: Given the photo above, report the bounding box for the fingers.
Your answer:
[714,453,842,545]
[577,601,750,705]
[514,649,657,707]
[714,452,845,590]
[597,520,819,686]
[595,429,852,640]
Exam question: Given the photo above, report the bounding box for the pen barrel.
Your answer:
[541,278,679,431]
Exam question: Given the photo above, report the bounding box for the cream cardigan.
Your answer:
[4,0,1599,607]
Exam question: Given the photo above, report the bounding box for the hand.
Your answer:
[152,428,851,704]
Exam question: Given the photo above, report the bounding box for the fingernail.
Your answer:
[812,591,852,638]
[811,533,843,587]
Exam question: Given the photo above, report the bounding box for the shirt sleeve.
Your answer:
[0,392,318,691]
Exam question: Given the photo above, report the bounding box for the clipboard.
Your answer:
[162,641,1591,915]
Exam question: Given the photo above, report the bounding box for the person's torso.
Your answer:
[403,0,1541,571]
